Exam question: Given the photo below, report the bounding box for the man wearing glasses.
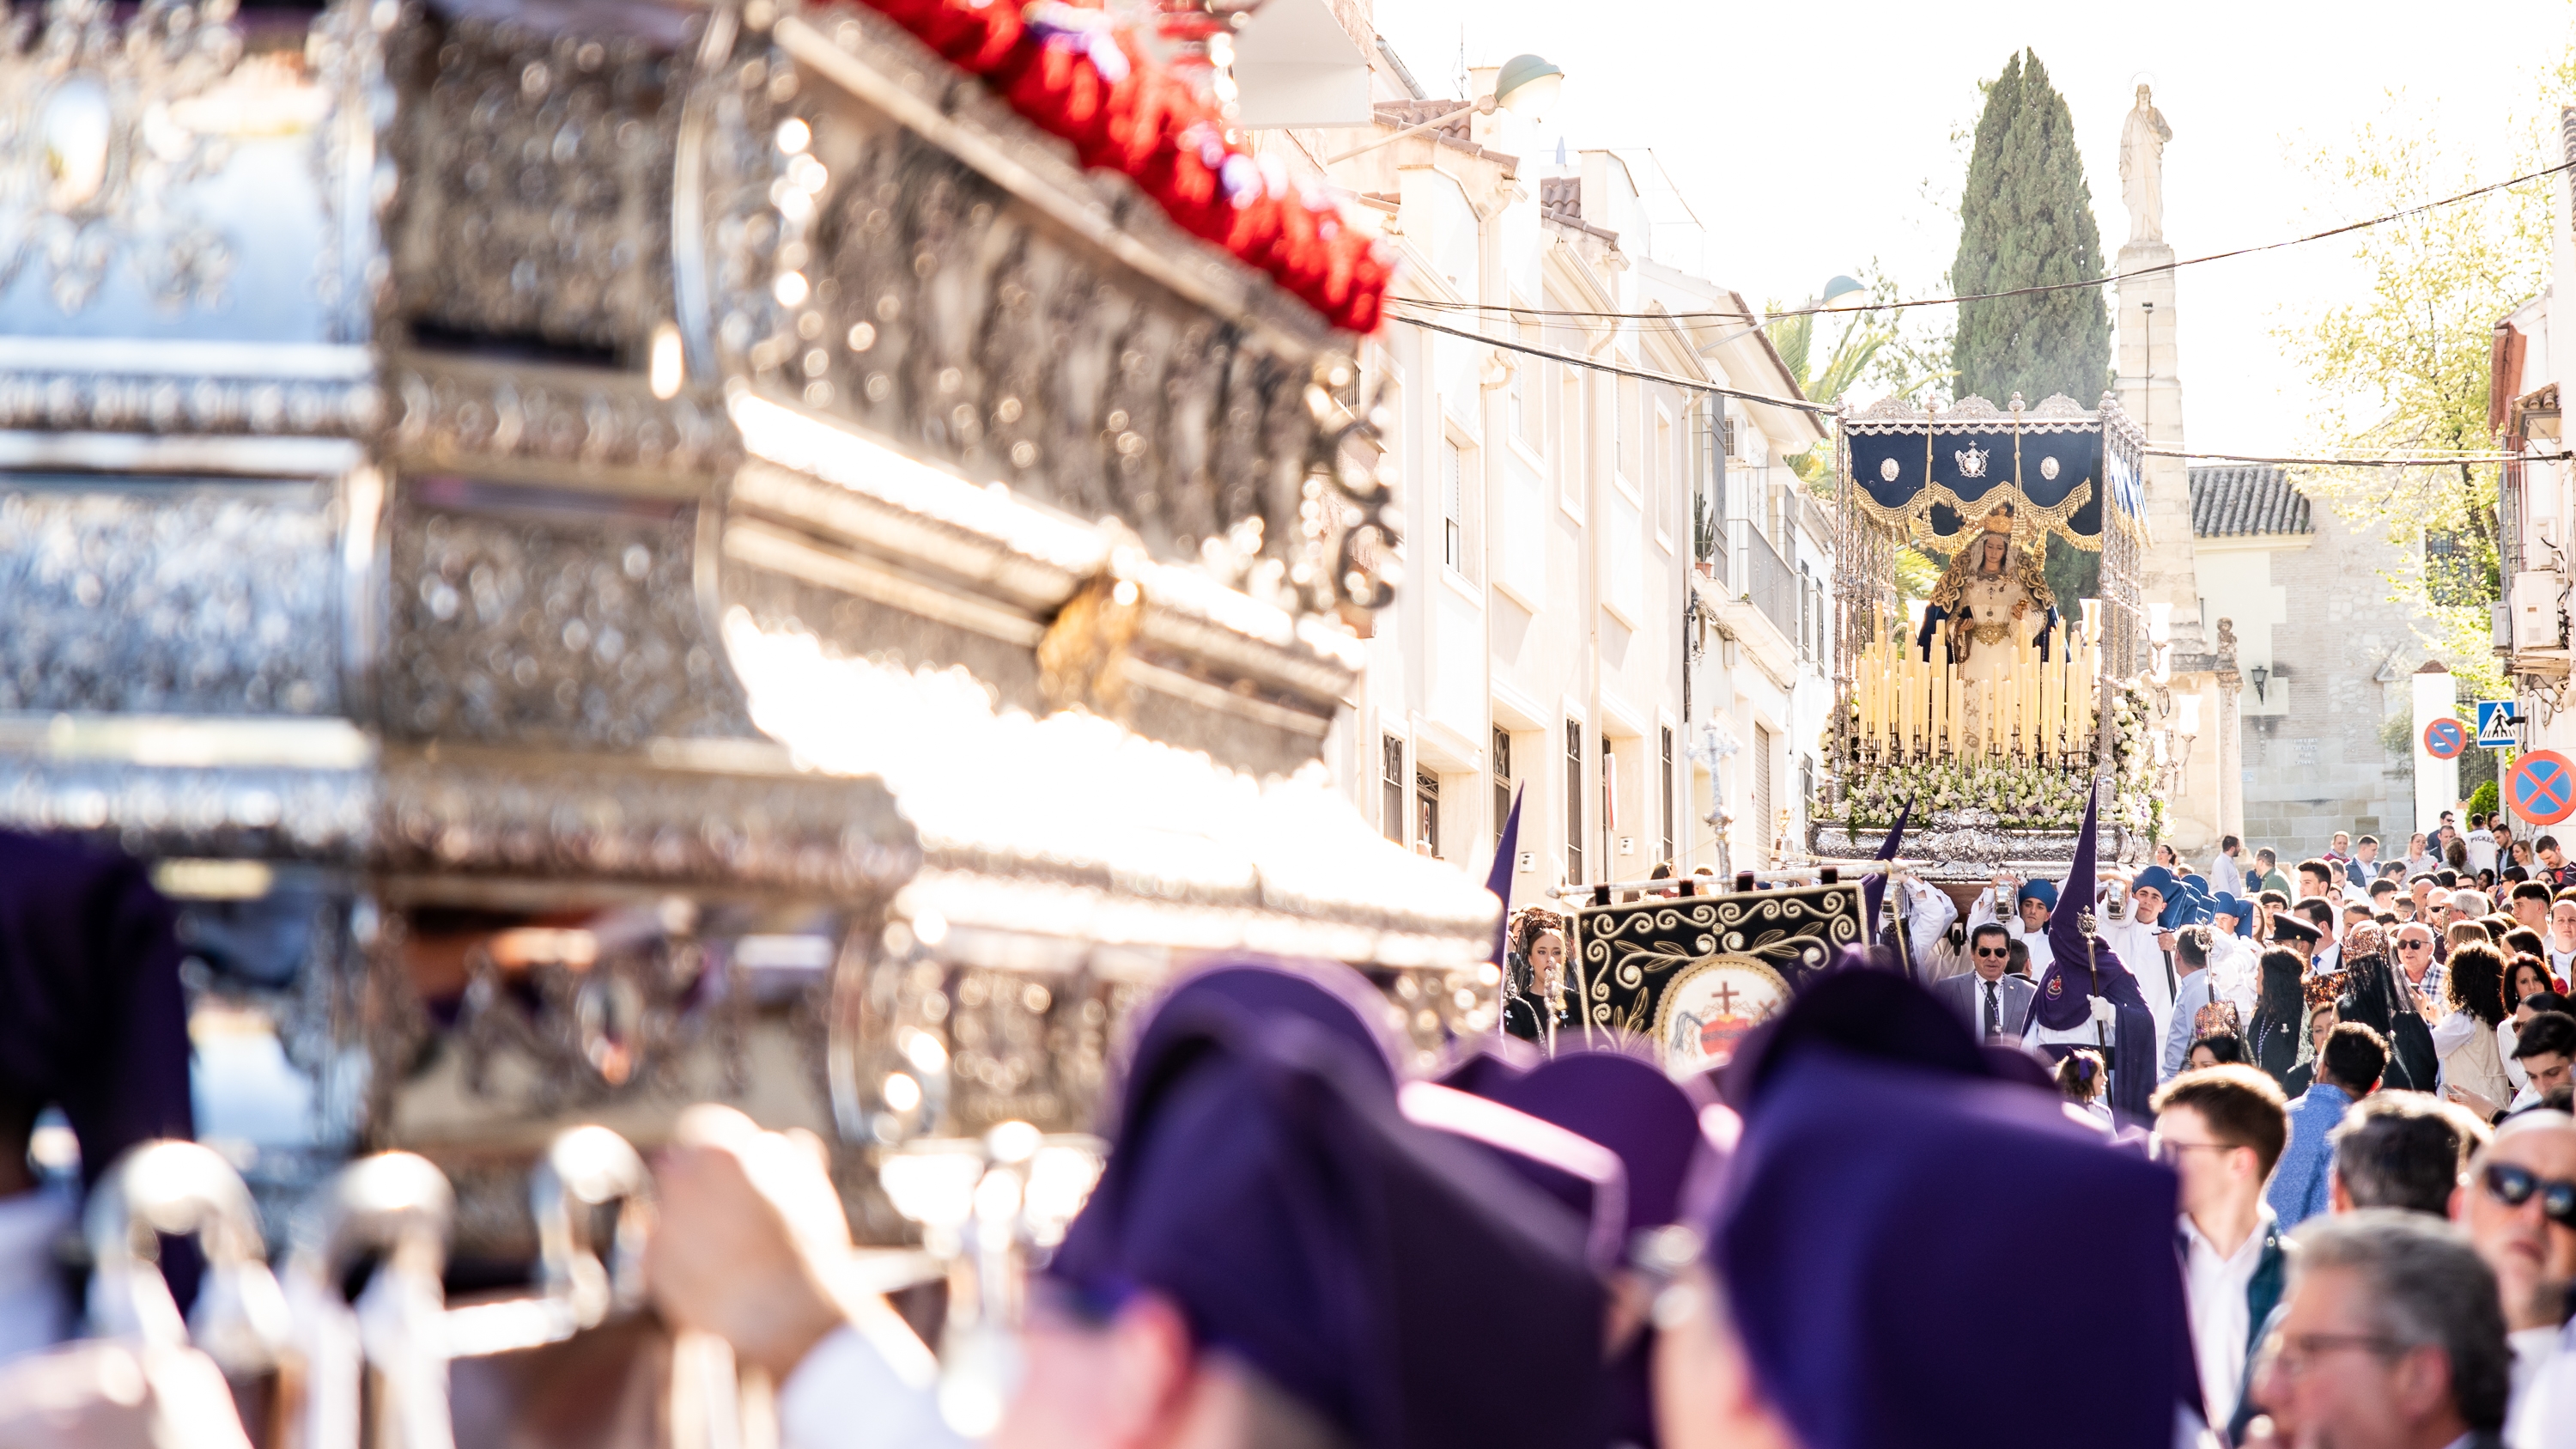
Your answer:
[2153,1065,2291,1434]
[1931,922,2034,1044]
[2394,923,2446,1014]
[2243,1212,2511,1449]
[2452,1109,2576,1442]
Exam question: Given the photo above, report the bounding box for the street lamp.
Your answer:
[1694,276,1874,356]
[1325,53,1564,163]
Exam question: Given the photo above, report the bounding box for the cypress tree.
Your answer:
[1950,49,2111,601]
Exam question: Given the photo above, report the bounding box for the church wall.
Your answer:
[2202,503,2421,861]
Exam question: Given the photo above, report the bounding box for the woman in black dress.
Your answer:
[2246,947,2310,1091]
[1502,907,1571,1044]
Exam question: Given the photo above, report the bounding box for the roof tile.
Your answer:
[2187,465,2312,538]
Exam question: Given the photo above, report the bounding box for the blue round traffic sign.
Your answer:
[2511,750,2576,825]
[2423,718,2466,760]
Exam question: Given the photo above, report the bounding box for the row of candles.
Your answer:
[1849,606,2101,760]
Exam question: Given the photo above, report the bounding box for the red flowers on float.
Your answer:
[847,0,1393,332]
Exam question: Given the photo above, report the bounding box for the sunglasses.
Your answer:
[2483,1163,2576,1229]
[1973,947,2009,959]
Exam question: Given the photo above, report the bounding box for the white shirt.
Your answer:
[2164,968,2216,1082]
[2211,854,2245,898]
[2097,913,2175,1044]
[2180,1208,2274,1428]
[2469,830,2500,876]
[781,1322,968,1449]
[1966,888,2055,979]
[0,1187,73,1366]
[2503,1020,2529,1090]
[2510,1318,2576,1449]
[1904,880,1963,982]
[2550,942,2576,978]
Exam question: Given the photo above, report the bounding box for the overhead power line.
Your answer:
[1388,307,2549,472]
[1394,158,2576,327]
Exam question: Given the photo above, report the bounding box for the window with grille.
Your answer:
[1753,724,1775,866]
[1443,438,1464,571]
[1601,734,1615,871]
[1661,727,1676,866]
[1382,734,1405,844]
[1416,770,1441,857]
[1492,728,1514,850]
[1564,721,1584,883]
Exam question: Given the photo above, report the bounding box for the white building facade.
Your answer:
[1292,69,1834,913]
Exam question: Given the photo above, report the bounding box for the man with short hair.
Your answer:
[2270,1023,2389,1230]
[1932,922,2035,1043]
[2511,880,2555,933]
[2298,858,2339,903]
[2245,1211,2512,1449]
[2331,1093,2471,1217]
[2506,1010,2576,1114]
[2540,835,2576,892]
[2394,922,2445,1013]
[2154,1065,2291,1435]
[2451,1108,2576,1442]
[2351,834,2383,890]
[2164,925,2230,1082]
[2213,834,2246,897]
[2256,847,2293,898]
[2469,815,2500,880]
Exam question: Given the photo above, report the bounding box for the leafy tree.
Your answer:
[1769,267,1949,502]
[2275,87,2555,704]
[1951,50,2112,407]
[1949,49,2113,607]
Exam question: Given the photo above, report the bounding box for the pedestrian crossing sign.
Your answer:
[2477,701,2519,750]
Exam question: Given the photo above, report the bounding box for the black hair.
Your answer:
[2512,1010,2576,1062]
[2188,1032,2250,1066]
[2318,1022,2389,1093]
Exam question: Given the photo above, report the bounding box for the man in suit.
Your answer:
[2243,1211,2512,1449]
[1934,922,2035,1044]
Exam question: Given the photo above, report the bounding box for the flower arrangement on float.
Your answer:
[1838,679,2162,837]
[844,0,1393,332]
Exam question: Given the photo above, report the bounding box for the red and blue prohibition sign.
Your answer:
[2511,750,2576,825]
[2422,718,2467,760]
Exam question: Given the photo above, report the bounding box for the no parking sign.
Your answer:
[2511,750,2576,826]
[2422,717,2466,760]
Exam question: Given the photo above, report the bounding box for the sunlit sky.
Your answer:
[1370,0,2576,458]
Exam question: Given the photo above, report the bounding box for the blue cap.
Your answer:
[2015,879,2058,910]
[2209,892,2256,938]
[2129,865,2182,904]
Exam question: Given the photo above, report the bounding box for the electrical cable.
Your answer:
[1392,158,2576,326]
[1388,308,2555,471]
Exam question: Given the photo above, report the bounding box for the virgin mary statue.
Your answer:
[1929,508,2054,751]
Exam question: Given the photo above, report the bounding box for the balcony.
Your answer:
[1710,517,1800,685]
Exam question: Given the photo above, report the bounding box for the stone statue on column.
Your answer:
[2119,84,2172,247]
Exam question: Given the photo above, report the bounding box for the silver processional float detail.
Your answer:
[0,0,1498,1442]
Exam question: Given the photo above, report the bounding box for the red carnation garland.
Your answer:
[836,0,1392,333]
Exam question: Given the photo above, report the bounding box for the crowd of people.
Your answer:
[1486,802,2576,1447]
[1,811,2572,1449]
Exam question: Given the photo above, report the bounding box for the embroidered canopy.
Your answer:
[1841,393,2148,553]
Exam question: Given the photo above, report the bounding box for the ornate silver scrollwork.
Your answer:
[0,0,246,316]
[0,483,344,715]
[380,488,754,747]
[384,7,681,352]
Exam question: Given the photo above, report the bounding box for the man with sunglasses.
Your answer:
[2452,1108,2576,1445]
[1932,922,2034,1043]
[2393,923,2445,1015]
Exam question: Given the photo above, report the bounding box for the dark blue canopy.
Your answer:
[1842,394,2145,552]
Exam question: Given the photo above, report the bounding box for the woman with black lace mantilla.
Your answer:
[1503,907,1572,1047]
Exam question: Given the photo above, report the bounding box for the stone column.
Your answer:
[2115,241,2204,660]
